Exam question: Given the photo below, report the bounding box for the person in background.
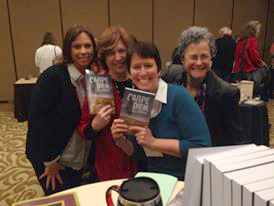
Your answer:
[269,40,274,98]
[212,27,236,82]
[80,26,139,181]
[111,41,211,180]
[26,24,97,195]
[232,20,267,82]
[162,26,245,146]
[35,32,62,74]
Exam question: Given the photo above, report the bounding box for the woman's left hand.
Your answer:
[129,126,156,148]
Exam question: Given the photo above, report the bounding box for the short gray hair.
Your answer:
[178,26,216,60]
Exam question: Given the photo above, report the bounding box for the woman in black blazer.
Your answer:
[26,24,97,195]
[162,26,245,146]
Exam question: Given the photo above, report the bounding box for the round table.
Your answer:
[55,178,184,206]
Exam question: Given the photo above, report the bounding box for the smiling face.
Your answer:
[182,40,212,80]
[129,54,159,94]
[71,32,94,73]
[105,40,128,80]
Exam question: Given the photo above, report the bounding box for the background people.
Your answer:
[162,26,245,146]
[80,26,139,181]
[111,41,211,180]
[26,24,97,195]
[232,20,267,96]
[212,26,236,82]
[35,32,62,74]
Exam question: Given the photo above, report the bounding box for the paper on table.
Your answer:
[143,146,163,157]
[135,172,178,206]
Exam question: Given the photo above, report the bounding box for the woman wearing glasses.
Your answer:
[163,26,244,146]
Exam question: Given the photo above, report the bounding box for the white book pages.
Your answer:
[243,177,274,206]
[223,163,274,206]
[233,166,274,206]
[212,154,274,206]
[224,163,274,206]
[254,187,274,206]
[202,144,257,206]
[212,146,270,166]
[182,145,244,206]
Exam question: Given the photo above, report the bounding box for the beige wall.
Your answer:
[0,0,272,101]
[0,0,15,101]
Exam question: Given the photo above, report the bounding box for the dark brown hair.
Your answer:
[63,24,96,65]
[41,32,55,46]
[127,41,162,72]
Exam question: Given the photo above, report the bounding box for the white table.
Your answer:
[55,179,184,206]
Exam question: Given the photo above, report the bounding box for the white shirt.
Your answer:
[35,44,62,73]
[151,78,168,118]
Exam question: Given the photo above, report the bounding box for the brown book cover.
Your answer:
[85,71,115,114]
[12,193,79,206]
[120,87,155,128]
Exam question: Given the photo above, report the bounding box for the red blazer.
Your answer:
[232,37,265,73]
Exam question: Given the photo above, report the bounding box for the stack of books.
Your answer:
[182,144,274,206]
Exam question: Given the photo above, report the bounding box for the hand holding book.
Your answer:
[91,105,114,132]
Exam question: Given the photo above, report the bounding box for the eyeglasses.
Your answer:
[185,54,211,62]
[106,48,127,57]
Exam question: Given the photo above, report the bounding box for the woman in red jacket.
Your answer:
[232,20,266,76]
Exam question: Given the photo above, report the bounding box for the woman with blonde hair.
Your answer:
[80,26,139,181]
[212,26,236,81]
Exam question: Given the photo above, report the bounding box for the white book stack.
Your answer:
[224,162,274,206]
[254,187,274,206]
[243,177,274,206]
[182,144,274,206]
[182,144,255,206]
[203,145,268,206]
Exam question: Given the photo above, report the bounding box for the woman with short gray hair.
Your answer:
[178,26,216,60]
[162,26,245,146]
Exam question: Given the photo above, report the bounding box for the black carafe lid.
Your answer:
[119,177,160,202]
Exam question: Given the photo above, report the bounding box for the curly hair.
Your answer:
[178,26,216,60]
[239,20,261,40]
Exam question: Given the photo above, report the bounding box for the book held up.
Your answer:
[120,87,155,128]
[85,71,115,114]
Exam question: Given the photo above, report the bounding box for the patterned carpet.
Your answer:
[0,112,44,206]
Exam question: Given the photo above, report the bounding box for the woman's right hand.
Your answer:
[92,105,115,132]
[111,119,129,143]
[39,162,64,192]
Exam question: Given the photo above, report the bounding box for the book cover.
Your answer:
[12,193,79,206]
[120,87,155,128]
[135,172,178,206]
[85,71,115,114]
